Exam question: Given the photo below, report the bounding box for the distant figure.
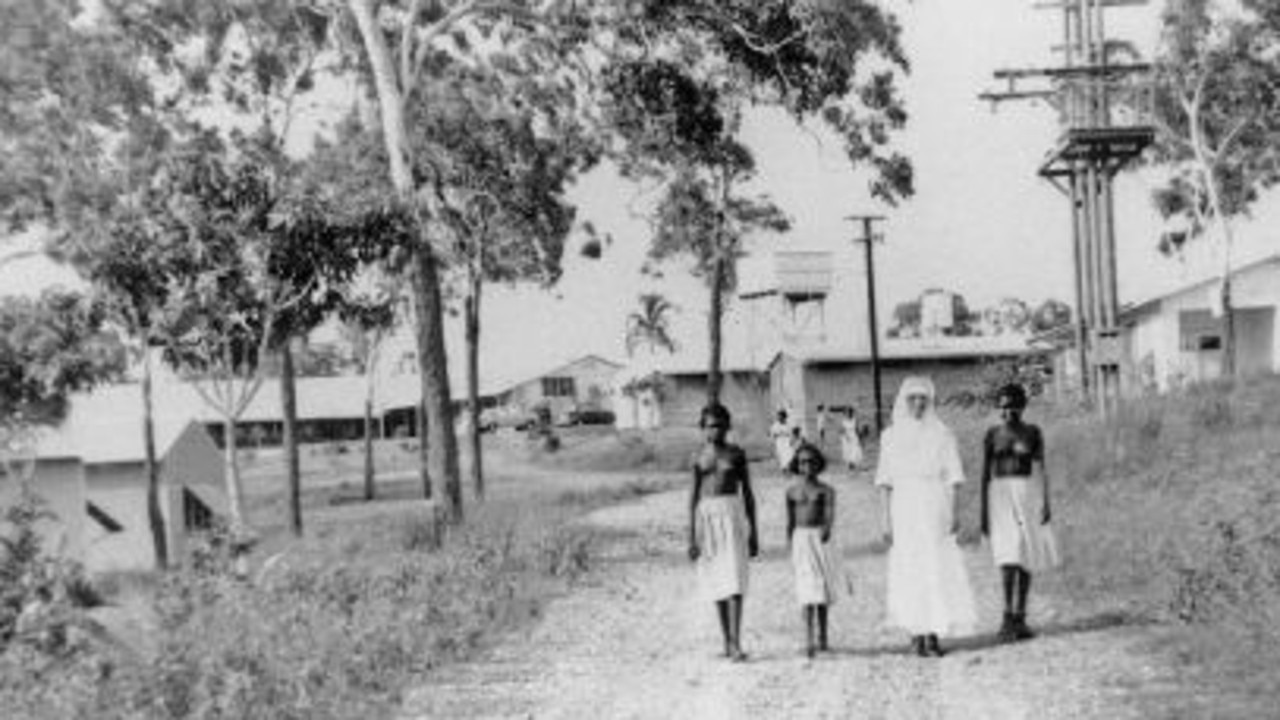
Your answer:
[770,409,797,474]
[981,383,1060,643]
[786,443,841,658]
[839,407,864,471]
[815,404,830,446]
[875,376,976,658]
[689,403,759,662]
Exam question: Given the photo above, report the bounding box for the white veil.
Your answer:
[890,375,942,429]
[876,375,962,487]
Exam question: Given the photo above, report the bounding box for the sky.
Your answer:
[3,0,1278,393]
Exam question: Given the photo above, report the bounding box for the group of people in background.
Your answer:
[689,376,1059,660]
[770,404,864,476]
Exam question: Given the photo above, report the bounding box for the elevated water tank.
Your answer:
[775,251,833,299]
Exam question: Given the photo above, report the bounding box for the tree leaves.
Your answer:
[0,291,125,429]
[1145,0,1280,243]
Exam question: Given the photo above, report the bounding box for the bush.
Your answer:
[1043,376,1280,708]
[1,492,605,719]
[1,487,103,651]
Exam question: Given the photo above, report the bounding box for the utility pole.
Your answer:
[848,215,886,435]
[979,0,1153,416]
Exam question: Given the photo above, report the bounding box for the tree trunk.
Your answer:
[141,348,168,570]
[350,0,461,519]
[362,327,382,502]
[1189,93,1237,379]
[707,256,725,406]
[1222,277,1236,377]
[363,394,376,501]
[223,409,245,533]
[347,0,413,193]
[280,341,302,537]
[466,271,484,501]
[415,400,431,499]
[412,247,462,520]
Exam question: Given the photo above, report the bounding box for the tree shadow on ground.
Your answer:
[821,609,1147,659]
[944,609,1149,655]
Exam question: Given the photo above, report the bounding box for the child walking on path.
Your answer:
[981,383,1060,642]
[786,443,842,658]
[689,404,760,662]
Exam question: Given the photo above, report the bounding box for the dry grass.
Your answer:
[525,426,774,474]
[0,451,640,720]
[1028,376,1280,711]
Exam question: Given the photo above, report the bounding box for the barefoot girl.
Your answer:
[786,442,841,657]
[689,403,759,661]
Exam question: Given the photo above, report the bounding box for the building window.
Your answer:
[542,377,576,397]
[183,488,214,532]
[87,502,123,534]
[1183,334,1222,352]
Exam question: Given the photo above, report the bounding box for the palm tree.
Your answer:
[626,294,678,357]
[624,294,677,430]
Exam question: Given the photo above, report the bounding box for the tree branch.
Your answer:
[400,0,425,99]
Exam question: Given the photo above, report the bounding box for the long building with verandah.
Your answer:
[769,334,1051,436]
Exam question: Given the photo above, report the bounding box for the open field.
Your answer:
[6,377,1280,718]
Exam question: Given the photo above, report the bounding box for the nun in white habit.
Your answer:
[875,376,977,657]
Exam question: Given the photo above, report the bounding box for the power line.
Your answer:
[979,0,1153,414]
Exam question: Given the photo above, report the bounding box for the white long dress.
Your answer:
[840,417,863,468]
[875,417,977,637]
[770,420,797,471]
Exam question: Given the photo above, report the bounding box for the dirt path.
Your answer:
[402,469,1182,719]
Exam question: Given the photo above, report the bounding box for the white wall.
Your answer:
[1128,260,1280,390]
[83,423,227,573]
[162,423,228,563]
[84,466,155,573]
[3,459,87,564]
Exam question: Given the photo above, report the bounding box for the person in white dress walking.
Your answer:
[875,376,977,657]
[770,409,798,475]
[839,407,864,470]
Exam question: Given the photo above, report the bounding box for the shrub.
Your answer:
[1,490,610,719]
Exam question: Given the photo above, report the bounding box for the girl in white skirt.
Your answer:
[786,443,842,657]
[981,383,1060,642]
[690,404,759,661]
[876,376,977,657]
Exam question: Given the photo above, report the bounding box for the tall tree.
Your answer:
[1147,0,1280,376]
[0,0,174,566]
[138,141,366,537]
[110,0,349,538]
[418,71,590,501]
[338,286,399,502]
[596,1,914,403]
[340,0,589,521]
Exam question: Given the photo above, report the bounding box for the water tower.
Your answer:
[739,251,834,363]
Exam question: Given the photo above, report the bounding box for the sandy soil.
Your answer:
[401,468,1189,720]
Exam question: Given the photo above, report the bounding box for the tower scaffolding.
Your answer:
[980,0,1155,414]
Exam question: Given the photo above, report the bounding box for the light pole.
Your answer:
[848,215,886,435]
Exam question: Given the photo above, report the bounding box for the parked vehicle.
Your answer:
[563,408,616,427]
[479,406,537,432]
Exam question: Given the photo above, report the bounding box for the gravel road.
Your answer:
[402,469,1187,720]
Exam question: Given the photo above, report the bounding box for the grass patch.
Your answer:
[1027,377,1280,712]
[0,471,625,720]
[553,476,679,509]
[527,426,773,474]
